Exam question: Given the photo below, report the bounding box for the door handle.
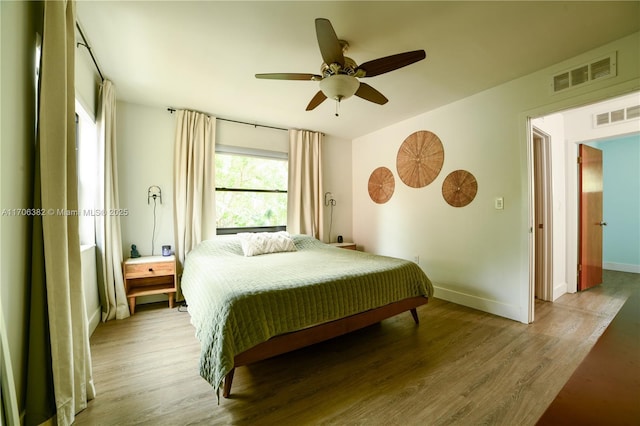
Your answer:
[599,221,607,226]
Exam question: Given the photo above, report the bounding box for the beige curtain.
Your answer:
[287,129,324,239]
[173,110,216,275]
[96,79,129,321]
[28,1,96,424]
[1,297,20,425]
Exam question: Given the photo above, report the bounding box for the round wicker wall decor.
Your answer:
[442,169,478,207]
[396,130,444,188]
[368,166,395,204]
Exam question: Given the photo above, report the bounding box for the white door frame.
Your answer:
[532,127,554,303]
[526,122,554,324]
[524,83,639,324]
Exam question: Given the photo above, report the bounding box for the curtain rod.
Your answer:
[167,107,288,132]
[75,22,104,81]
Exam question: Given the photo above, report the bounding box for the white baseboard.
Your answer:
[433,286,523,323]
[604,262,640,274]
[553,282,568,301]
[88,305,101,336]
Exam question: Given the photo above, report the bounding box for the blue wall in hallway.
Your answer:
[592,134,640,270]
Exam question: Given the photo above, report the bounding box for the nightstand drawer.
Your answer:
[124,261,175,278]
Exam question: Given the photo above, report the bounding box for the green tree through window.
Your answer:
[215,152,287,231]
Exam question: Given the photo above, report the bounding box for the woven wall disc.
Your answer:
[396,131,444,188]
[442,170,478,207]
[368,167,395,204]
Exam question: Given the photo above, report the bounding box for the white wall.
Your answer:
[563,93,640,143]
[321,131,353,244]
[217,119,287,152]
[352,32,640,323]
[116,102,175,304]
[117,102,175,261]
[117,102,352,304]
[75,33,101,120]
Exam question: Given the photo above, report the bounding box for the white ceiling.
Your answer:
[76,1,640,140]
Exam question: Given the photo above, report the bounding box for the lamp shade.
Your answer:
[319,75,360,101]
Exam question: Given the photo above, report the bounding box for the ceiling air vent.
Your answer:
[593,103,640,127]
[627,105,640,120]
[595,113,610,126]
[552,52,616,94]
[610,109,625,122]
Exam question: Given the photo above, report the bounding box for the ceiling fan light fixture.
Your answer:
[255,18,426,112]
[319,74,360,101]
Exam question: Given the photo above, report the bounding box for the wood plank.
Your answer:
[537,287,640,425]
[74,270,638,425]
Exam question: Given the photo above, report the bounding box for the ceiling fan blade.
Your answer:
[255,73,322,81]
[315,18,344,66]
[358,50,426,77]
[306,91,327,111]
[355,83,388,105]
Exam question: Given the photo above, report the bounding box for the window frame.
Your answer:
[215,145,288,234]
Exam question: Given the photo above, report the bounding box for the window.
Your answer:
[215,147,287,234]
[75,99,97,246]
[35,33,41,132]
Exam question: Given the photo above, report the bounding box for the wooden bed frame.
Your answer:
[222,295,429,397]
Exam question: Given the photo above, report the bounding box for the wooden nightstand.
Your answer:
[123,255,177,315]
[329,242,357,250]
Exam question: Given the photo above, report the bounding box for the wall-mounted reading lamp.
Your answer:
[325,192,337,243]
[148,185,162,204]
[148,186,162,255]
[324,192,336,207]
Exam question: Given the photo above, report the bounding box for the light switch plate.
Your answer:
[495,197,504,210]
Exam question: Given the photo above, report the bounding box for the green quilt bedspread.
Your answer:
[181,234,434,395]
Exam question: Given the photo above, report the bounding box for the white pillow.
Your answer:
[237,231,297,257]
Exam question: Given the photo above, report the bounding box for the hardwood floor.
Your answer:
[537,273,640,425]
[74,270,638,425]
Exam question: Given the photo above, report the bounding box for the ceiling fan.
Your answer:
[255,18,426,114]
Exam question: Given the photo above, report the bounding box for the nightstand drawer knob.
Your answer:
[148,268,153,272]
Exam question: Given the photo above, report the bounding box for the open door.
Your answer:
[578,144,605,291]
[533,128,553,301]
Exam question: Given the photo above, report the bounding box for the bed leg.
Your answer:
[223,368,235,398]
[410,308,419,324]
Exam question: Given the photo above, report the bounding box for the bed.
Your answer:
[181,233,434,399]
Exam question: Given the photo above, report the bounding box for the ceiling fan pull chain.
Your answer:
[335,98,340,117]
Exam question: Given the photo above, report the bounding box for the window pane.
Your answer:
[215,151,288,230]
[216,191,287,228]
[76,100,97,246]
[216,153,286,190]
